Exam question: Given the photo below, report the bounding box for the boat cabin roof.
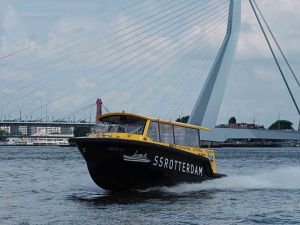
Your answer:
[97,112,211,132]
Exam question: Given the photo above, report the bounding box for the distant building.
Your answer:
[31,126,62,135]
[216,116,265,130]
[228,122,264,129]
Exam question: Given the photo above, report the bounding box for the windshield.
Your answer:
[92,115,146,135]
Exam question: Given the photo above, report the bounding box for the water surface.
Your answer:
[1,146,299,225]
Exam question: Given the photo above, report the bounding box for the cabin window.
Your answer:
[159,123,174,144]
[185,128,199,148]
[198,130,201,147]
[174,126,199,148]
[93,115,146,134]
[147,122,159,142]
[174,126,185,146]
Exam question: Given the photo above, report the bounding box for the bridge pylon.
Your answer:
[188,0,241,134]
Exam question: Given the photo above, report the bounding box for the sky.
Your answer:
[0,0,299,128]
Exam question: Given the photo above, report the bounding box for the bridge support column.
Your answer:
[188,0,241,137]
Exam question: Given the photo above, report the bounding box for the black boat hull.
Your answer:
[71,137,224,191]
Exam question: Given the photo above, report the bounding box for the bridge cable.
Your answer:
[101,11,228,110]
[0,0,215,93]
[131,24,227,115]
[54,6,229,118]
[0,0,154,62]
[56,12,227,120]
[249,0,300,116]
[52,3,228,120]
[5,1,224,111]
[60,18,227,120]
[0,0,174,81]
[252,0,300,88]
[140,11,228,118]
[0,0,190,85]
[2,1,227,119]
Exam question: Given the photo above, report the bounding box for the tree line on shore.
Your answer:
[176,115,295,130]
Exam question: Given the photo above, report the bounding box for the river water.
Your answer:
[0,146,299,225]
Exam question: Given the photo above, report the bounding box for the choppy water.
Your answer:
[0,146,299,225]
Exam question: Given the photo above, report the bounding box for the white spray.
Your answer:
[148,166,300,193]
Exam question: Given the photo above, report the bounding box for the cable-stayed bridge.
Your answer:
[0,0,300,142]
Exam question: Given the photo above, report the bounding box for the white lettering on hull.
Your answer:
[153,156,203,176]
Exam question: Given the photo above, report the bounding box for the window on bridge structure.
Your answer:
[18,126,28,135]
[147,121,159,142]
[159,123,174,145]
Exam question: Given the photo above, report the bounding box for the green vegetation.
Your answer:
[268,120,294,130]
[0,129,8,141]
[176,115,190,123]
[0,129,8,136]
[74,127,92,137]
[228,116,237,124]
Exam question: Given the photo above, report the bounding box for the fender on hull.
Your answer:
[71,138,224,191]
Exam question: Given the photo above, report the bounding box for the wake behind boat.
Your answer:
[70,112,225,191]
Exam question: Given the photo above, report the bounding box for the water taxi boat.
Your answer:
[70,112,225,191]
